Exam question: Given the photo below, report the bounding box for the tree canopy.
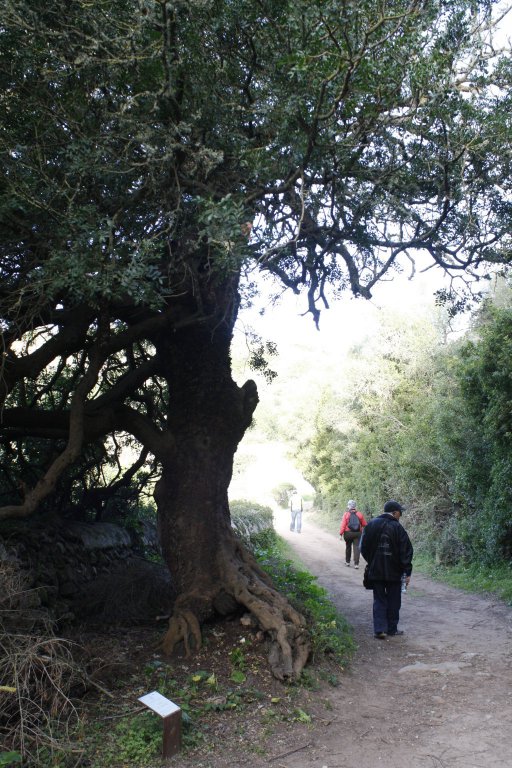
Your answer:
[1,0,511,679]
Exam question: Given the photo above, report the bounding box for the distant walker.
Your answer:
[289,491,303,534]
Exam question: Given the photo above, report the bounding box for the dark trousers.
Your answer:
[343,531,361,564]
[372,581,402,634]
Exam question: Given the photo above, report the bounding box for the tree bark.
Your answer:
[154,319,310,680]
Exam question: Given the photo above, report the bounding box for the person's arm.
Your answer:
[399,528,414,584]
[339,511,348,535]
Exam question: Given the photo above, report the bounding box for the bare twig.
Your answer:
[268,742,312,762]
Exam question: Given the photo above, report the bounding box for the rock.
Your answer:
[398,660,471,675]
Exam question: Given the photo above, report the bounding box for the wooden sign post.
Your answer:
[138,690,182,758]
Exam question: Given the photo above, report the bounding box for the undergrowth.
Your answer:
[414,552,512,604]
[43,528,353,767]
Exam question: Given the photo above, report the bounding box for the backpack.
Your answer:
[348,510,360,532]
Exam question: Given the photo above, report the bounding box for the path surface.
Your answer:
[273,510,512,768]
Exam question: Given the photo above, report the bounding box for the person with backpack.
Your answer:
[360,499,413,639]
[339,499,367,568]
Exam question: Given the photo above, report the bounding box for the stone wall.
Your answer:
[0,518,172,626]
[0,511,274,627]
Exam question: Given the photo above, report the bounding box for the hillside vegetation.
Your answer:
[296,281,512,581]
[235,280,512,597]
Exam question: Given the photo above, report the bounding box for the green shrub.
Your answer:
[230,500,274,546]
[435,515,468,566]
[0,753,22,766]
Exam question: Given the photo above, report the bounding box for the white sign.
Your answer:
[138,691,181,718]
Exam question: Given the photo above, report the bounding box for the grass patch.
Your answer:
[414,551,512,604]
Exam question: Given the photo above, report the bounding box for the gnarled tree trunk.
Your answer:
[154,319,310,680]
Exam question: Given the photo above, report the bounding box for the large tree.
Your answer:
[1,0,511,679]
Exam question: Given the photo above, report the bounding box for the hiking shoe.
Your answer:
[374,632,387,640]
[354,564,359,569]
[388,630,404,636]
[345,562,351,567]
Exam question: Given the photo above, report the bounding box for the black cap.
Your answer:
[384,500,403,514]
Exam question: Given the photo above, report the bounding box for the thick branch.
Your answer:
[0,328,109,520]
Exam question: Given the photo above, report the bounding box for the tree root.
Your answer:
[233,577,310,681]
[161,542,311,681]
[233,541,311,680]
[161,608,202,657]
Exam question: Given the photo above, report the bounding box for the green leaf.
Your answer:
[0,753,22,766]
[230,670,246,684]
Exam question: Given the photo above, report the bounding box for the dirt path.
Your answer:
[272,510,512,768]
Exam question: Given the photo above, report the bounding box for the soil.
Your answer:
[79,512,512,768]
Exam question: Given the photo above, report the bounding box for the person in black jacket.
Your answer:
[360,499,413,639]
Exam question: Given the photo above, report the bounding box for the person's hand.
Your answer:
[405,576,411,587]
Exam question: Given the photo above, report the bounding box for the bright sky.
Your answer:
[237,255,468,355]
